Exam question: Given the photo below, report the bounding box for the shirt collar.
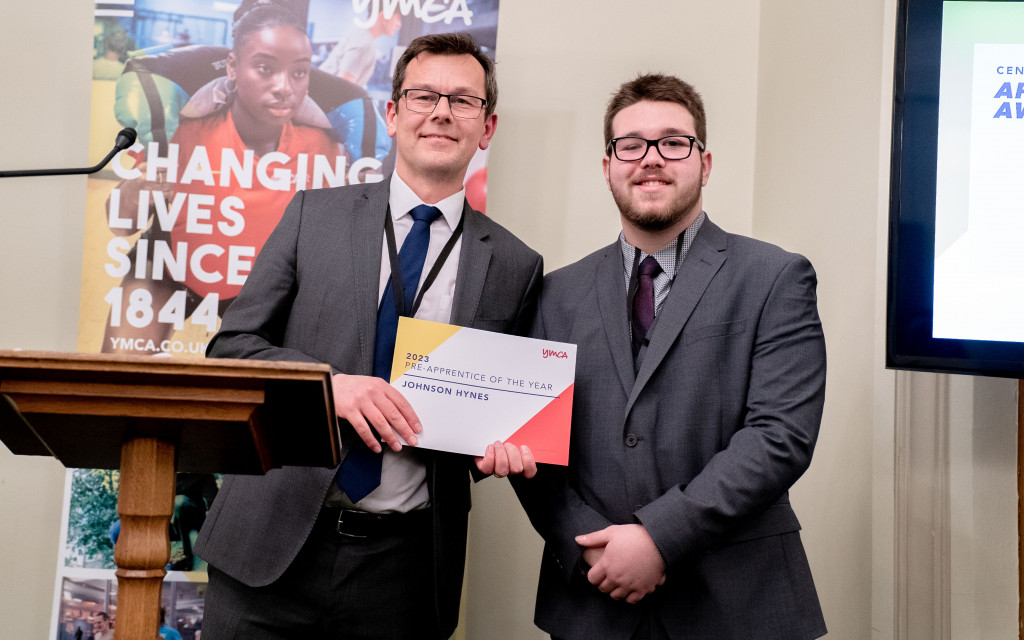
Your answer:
[619,210,707,278]
[389,170,465,230]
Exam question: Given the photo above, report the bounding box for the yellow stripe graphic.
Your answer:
[390,317,462,382]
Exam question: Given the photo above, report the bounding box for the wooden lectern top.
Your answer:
[0,350,339,474]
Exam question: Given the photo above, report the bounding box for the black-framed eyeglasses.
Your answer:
[606,135,705,162]
[400,88,487,119]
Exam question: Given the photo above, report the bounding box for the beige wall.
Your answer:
[0,2,94,639]
[751,0,886,635]
[0,1,1018,639]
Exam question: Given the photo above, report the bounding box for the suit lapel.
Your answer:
[349,179,389,372]
[594,244,635,398]
[626,219,728,415]
[449,202,491,327]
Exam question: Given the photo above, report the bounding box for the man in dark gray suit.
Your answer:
[195,33,542,639]
[515,74,827,639]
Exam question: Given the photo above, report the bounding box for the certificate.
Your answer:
[390,317,576,465]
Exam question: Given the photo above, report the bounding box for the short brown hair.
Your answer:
[392,33,497,117]
[603,73,707,151]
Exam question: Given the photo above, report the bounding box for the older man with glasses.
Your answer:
[195,32,543,640]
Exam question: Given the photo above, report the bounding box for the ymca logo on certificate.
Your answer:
[390,317,576,465]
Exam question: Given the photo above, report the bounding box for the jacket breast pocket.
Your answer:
[684,319,747,345]
[472,316,513,332]
[472,294,518,332]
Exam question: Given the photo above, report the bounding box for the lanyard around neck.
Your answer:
[383,205,465,318]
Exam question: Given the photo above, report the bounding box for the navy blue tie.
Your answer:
[337,204,442,502]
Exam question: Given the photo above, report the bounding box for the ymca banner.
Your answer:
[56,1,501,637]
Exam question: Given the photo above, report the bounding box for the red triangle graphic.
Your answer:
[504,384,574,466]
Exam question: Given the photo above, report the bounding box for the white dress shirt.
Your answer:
[328,171,465,513]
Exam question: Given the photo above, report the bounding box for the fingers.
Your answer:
[504,442,523,475]
[581,546,603,570]
[362,403,407,452]
[596,578,652,604]
[480,443,538,478]
[381,384,423,441]
[490,441,510,477]
[345,413,385,452]
[579,524,665,605]
[474,443,496,475]
[519,445,537,478]
[576,527,611,548]
[624,591,647,605]
[594,574,654,603]
[333,374,422,452]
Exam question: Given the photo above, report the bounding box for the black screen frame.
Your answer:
[887,0,1024,378]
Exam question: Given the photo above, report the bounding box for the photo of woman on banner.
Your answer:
[101,0,391,354]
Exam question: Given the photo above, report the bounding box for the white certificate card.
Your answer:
[390,317,576,465]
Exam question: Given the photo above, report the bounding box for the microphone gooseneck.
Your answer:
[0,127,139,178]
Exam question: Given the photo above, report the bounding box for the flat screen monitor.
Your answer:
[888,0,1024,377]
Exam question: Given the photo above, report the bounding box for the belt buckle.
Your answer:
[335,509,367,539]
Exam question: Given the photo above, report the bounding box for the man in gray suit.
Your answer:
[515,74,827,639]
[195,33,542,639]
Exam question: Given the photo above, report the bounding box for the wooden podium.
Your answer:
[0,350,338,640]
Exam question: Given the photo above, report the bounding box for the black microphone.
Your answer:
[113,127,138,152]
[0,127,139,178]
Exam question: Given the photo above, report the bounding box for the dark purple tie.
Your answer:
[631,256,662,358]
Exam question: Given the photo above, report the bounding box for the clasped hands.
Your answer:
[577,524,666,604]
[332,373,537,478]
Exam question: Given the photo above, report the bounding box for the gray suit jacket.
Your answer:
[194,177,542,637]
[515,218,827,640]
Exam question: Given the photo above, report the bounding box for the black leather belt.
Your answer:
[320,506,432,539]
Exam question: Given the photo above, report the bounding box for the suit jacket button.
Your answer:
[625,434,638,447]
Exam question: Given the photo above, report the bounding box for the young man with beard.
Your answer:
[195,33,542,639]
[514,74,828,640]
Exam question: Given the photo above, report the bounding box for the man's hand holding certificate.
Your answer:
[388,317,576,465]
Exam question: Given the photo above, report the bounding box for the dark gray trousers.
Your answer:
[201,508,439,640]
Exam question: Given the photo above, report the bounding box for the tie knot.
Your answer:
[638,256,662,278]
[409,204,442,225]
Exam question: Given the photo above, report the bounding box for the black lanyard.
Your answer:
[383,205,464,318]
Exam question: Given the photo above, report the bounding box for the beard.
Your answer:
[611,179,702,232]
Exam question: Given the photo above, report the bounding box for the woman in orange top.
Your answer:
[103,0,340,354]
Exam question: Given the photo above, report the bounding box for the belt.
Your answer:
[320,506,433,539]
